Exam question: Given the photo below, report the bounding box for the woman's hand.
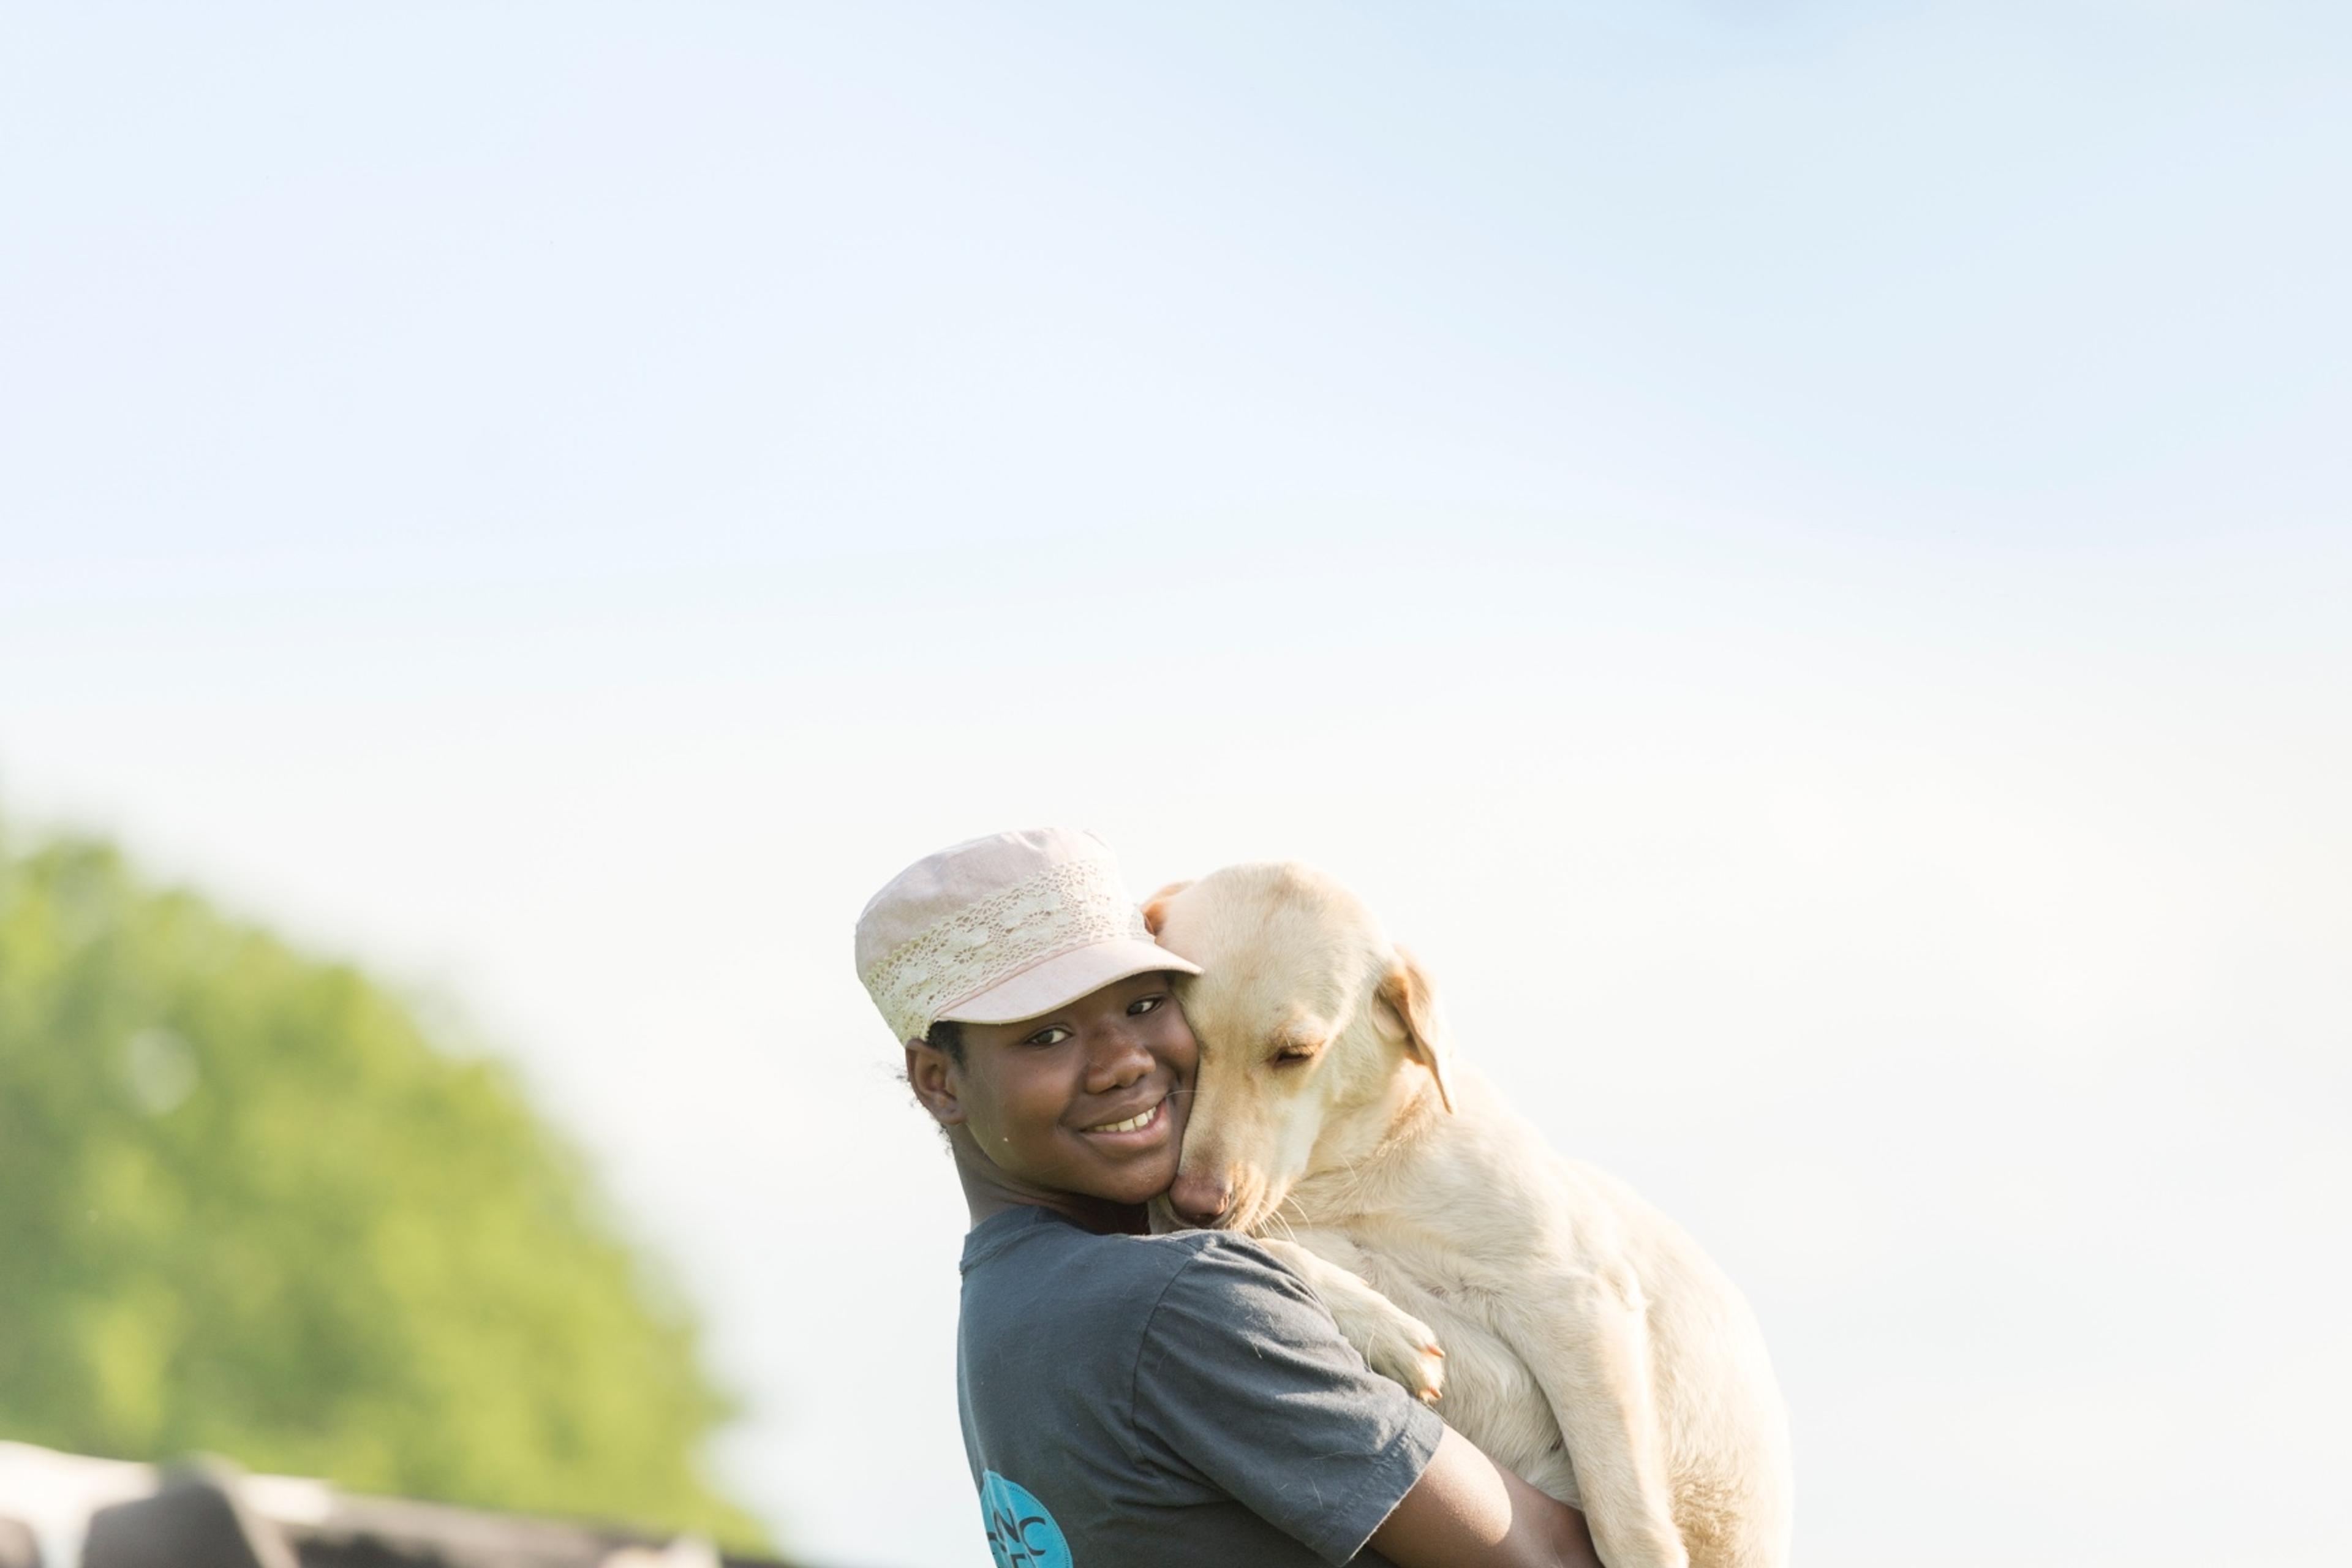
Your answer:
[1370,1425,1607,1568]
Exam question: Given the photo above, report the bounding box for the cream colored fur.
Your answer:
[1147,862,1793,1568]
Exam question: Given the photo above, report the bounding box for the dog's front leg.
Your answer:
[1500,1265,1687,1568]
[1257,1234,1448,1405]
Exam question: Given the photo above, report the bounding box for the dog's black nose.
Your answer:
[1169,1169,1234,1228]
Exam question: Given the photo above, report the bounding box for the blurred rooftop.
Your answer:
[0,1444,817,1568]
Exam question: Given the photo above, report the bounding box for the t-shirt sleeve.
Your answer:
[1129,1238,1446,1566]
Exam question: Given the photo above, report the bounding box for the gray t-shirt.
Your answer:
[956,1205,1443,1568]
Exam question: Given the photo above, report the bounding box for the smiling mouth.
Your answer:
[1083,1096,1167,1136]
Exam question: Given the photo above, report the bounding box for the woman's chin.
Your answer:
[1098,1153,1179,1208]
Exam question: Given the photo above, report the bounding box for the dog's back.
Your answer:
[1300,1066,1793,1568]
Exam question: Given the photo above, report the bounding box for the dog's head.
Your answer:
[1144,862,1455,1234]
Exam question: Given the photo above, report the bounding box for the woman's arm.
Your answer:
[1370,1425,1606,1568]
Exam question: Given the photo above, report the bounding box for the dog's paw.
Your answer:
[1255,1237,1447,1404]
[1359,1307,1447,1405]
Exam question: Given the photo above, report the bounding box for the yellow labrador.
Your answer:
[1147,863,1792,1568]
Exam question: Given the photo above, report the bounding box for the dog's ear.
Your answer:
[1376,945,1456,1114]
[1141,880,1194,937]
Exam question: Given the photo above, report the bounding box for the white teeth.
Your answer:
[1088,1101,1159,1134]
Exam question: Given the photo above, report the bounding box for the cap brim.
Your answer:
[937,938,1201,1027]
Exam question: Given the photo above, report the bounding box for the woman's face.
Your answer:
[934,970,1197,1210]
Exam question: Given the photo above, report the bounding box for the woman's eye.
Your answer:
[1129,995,1163,1016]
[1026,1027,1072,1047]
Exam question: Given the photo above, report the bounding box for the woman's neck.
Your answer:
[950,1131,1149,1235]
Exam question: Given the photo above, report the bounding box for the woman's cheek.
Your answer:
[1163,1019,1201,1077]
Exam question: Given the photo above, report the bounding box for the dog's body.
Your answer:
[1148,864,1791,1568]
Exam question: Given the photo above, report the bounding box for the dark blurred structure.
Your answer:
[0,1446,807,1568]
[85,1473,292,1568]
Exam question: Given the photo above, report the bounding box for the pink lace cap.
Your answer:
[855,827,1199,1046]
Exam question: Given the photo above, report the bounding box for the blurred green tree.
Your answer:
[0,821,764,1547]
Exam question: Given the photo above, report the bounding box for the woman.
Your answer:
[857,826,1602,1567]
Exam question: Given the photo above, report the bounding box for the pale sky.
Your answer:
[4,4,2349,1566]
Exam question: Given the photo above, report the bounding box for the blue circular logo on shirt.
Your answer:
[979,1470,1072,1568]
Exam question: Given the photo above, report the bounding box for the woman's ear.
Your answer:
[1142,880,1194,936]
[905,1040,967,1126]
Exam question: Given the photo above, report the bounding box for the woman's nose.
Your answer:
[1085,1027,1153,1091]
